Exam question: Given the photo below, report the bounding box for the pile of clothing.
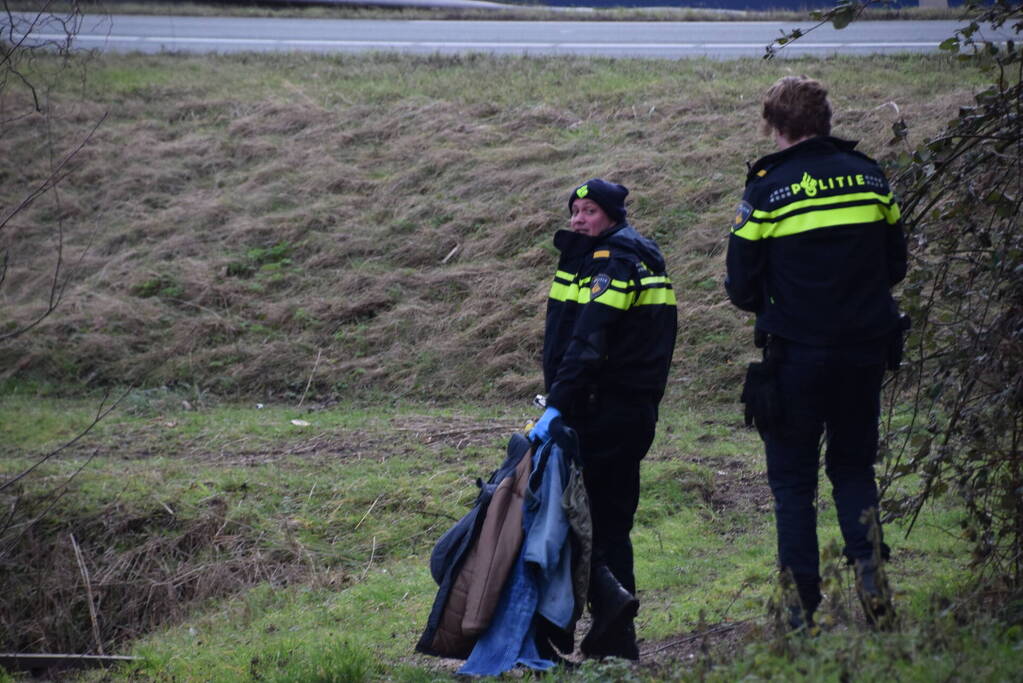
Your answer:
[416,429,591,676]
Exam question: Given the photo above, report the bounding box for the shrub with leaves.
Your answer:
[885,0,1023,590]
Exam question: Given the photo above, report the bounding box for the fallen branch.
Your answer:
[640,621,748,658]
[360,536,376,581]
[70,533,104,655]
[297,348,323,409]
[354,495,381,531]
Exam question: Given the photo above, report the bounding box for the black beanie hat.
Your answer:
[568,178,629,224]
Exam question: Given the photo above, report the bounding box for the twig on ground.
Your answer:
[354,495,381,531]
[70,533,105,655]
[640,621,747,657]
[398,425,514,440]
[441,244,460,264]
[297,348,323,409]
[361,536,376,581]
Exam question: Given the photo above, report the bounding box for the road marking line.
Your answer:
[22,33,940,50]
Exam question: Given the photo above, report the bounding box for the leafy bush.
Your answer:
[881,0,1023,590]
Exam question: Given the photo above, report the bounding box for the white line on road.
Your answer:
[25,32,938,50]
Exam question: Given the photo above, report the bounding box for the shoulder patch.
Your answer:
[756,169,768,177]
[592,249,611,259]
[590,273,612,300]
[732,200,753,232]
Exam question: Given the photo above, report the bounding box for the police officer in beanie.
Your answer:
[725,76,906,631]
[531,178,677,659]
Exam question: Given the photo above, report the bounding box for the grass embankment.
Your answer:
[2,52,985,405]
[2,51,1019,679]
[4,393,1015,681]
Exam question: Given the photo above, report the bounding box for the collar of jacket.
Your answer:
[746,135,860,183]
[552,222,627,258]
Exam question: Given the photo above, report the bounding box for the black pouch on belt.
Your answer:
[741,339,782,433]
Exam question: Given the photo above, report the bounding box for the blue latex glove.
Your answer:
[528,406,560,444]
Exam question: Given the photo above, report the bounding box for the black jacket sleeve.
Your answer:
[546,257,632,411]
[887,219,908,288]
[725,230,764,313]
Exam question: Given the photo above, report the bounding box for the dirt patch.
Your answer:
[57,414,526,465]
[405,619,760,677]
[389,415,526,451]
[684,453,774,538]
[639,620,758,671]
[705,458,773,515]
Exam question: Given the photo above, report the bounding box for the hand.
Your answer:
[528,406,561,444]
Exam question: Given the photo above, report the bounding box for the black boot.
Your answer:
[855,557,896,630]
[780,572,820,634]
[581,565,639,659]
[582,619,640,661]
[786,601,816,633]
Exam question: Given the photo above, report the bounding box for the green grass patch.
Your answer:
[4,399,1017,681]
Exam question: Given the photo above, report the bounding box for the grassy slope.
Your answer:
[1,52,985,405]
[3,50,1019,680]
[2,395,1015,681]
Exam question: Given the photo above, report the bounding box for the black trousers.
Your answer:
[761,339,889,606]
[571,412,656,595]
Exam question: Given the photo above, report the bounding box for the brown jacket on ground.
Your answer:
[429,451,532,657]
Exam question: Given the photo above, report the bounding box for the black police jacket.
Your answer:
[542,223,677,418]
[725,136,908,346]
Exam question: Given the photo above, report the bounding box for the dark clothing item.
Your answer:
[567,411,652,660]
[574,414,655,595]
[763,340,889,597]
[417,434,532,658]
[541,219,675,654]
[542,224,677,418]
[726,136,905,614]
[726,136,907,346]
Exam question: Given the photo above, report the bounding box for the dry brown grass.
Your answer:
[0,52,986,404]
[1,497,316,653]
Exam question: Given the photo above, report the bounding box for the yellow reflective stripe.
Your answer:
[608,277,630,290]
[737,198,900,241]
[553,274,676,309]
[592,288,634,310]
[640,275,671,287]
[766,204,892,238]
[733,221,763,241]
[751,191,895,222]
[636,287,676,306]
[549,281,573,301]
[887,201,902,223]
[554,269,576,282]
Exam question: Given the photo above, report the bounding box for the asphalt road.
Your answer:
[12,13,1006,59]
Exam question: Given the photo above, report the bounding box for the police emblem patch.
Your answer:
[590,273,611,300]
[732,200,753,232]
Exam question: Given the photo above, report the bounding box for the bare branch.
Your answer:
[0,386,128,496]
[0,111,106,343]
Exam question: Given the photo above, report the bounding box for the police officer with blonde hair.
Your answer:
[726,76,907,631]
